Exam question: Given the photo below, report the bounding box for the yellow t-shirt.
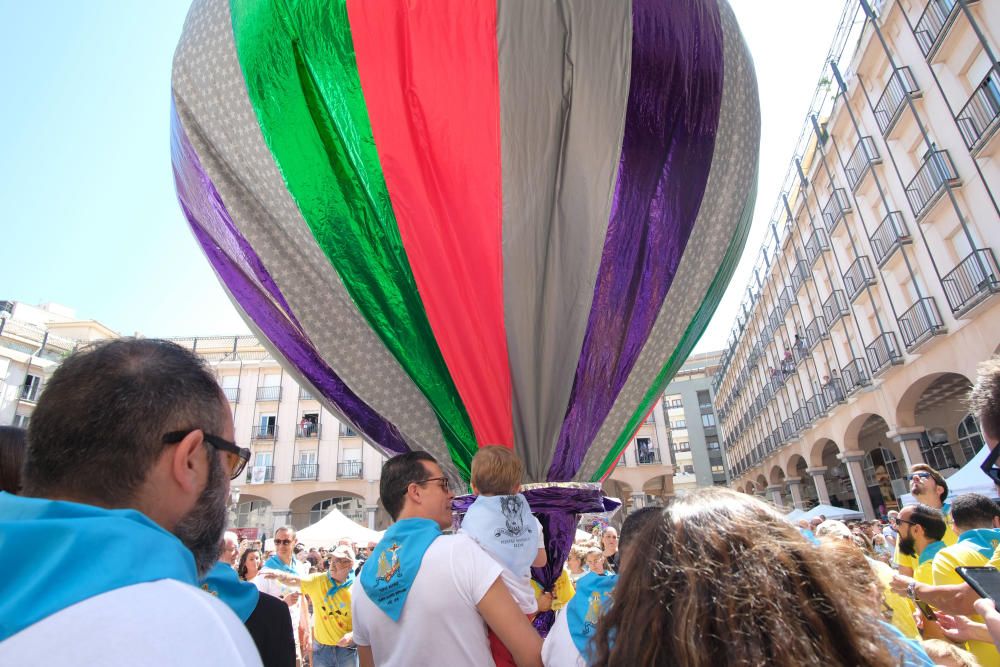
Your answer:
[533,569,576,611]
[894,506,957,572]
[301,573,353,646]
[869,558,920,639]
[933,533,1000,667]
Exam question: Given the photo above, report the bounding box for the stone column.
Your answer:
[887,427,926,470]
[767,485,785,509]
[787,477,805,510]
[841,450,876,520]
[366,505,378,530]
[806,466,831,506]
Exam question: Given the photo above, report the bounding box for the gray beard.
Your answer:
[174,448,229,578]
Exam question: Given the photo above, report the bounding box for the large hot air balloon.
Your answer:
[171,0,759,631]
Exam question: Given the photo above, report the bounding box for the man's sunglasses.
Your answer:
[416,476,451,492]
[980,445,1000,487]
[274,539,294,546]
[906,472,933,481]
[162,430,251,480]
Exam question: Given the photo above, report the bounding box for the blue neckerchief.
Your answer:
[958,528,1000,558]
[799,528,820,546]
[264,554,300,575]
[460,494,537,575]
[0,492,197,641]
[200,561,259,622]
[567,572,617,661]
[360,518,441,621]
[918,540,947,566]
[326,571,354,600]
[879,620,936,667]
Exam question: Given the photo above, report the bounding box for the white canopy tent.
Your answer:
[899,446,998,506]
[295,508,384,548]
[802,504,864,521]
[783,508,808,523]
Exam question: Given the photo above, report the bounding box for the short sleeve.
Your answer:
[350,585,371,646]
[536,518,545,548]
[452,535,504,607]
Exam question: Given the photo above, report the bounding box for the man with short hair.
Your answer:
[930,493,1000,667]
[222,531,240,567]
[0,338,261,666]
[884,510,899,552]
[896,504,948,638]
[351,452,542,667]
[256,526,309,660]
[895,464,957,577]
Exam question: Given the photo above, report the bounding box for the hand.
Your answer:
[935,612,979,642]
[337,632,354,648]
[283,592,300,607]
[974,597,998,618]
[536,592,553,612]
[262,572,280,580]
[890,573,914,596]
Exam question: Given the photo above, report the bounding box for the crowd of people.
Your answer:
[2,337,1000,666]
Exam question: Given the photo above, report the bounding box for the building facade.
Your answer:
[714,0,999,518]
[603,350,727,511]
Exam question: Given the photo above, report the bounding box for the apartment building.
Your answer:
[714,0,999,519]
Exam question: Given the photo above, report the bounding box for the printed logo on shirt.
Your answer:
[583,591,603,635]
[376,542,402,584]
[494,495,530,540]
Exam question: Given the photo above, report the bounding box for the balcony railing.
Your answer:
[821,189,852,234]
[636,447,662,465]
[790,260,810,293]
[781,419,797,441]
[905,150,960,219]
[296,423,321,438]
[291,464,319,481]
[843,256,877,302]
[18,384,41,402]
[222,387,240,403]
[805,229,830,267]
[246,465,275,483]
[252,424,277,439]
[873,67,920,134]
[337,461,364,479]
[842,358,871,394]
[914,0,964,57]
[256,385,282,401]
[822,290,849,327]
[942,249,1000,315]
[865,332,903,376]
[870,211,911,267]
[340,424,360,437]
[806,394,826,421]
[956,68,1000,151]
[777,286,793,315]
[844,137,881,190]
[805,315,828,349]
[792,407,810,431]
[898,297,945,349]
[299,388,316,401]
[822,377,847,406]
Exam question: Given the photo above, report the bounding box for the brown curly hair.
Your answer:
[590,487,897,667]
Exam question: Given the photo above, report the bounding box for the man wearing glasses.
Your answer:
[351,451,542,667]
[0,338,261,666]
[894,464,956,577]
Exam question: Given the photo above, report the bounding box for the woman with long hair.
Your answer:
[238,547,262,582]
[590,487,905,667]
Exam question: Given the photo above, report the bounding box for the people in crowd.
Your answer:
[255,526,310,664]
[584,548,607,576]
[0,338,261,665]
[565,545,589,584]
[240,548,263,582]
[601,527,620,572]
[884,510,899,552]
[895,503,949,638]
[590,487,916,666]
[351,451,542,667]
[895,465,956,577]
[920,639,981,667]
[0,426,26,494]
[221,531,240,567]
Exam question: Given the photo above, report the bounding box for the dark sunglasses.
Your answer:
[416,476,451,492]
[162,430,251,480]
[906,472,933,481]
[980,445,1000,487]
[274,539,294,546]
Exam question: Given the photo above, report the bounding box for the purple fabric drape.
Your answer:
[452,485,619,635]
[171,110,411,456]
[547,0,725,481]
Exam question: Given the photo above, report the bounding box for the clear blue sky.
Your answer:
[0,1,844,348]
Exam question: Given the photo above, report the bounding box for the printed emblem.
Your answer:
[582,591,602,636]
[494,495,529,539]
[377,542,402,584]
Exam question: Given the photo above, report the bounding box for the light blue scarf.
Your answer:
[918,539,947,566]
[360,518,441,621]
[958,528,1000,559]
[567,572,617,661]
[327,571,354,599]
[461,494,537,574]
[200,561,259,622]
[0,492,197,641]
[264,554,300,575]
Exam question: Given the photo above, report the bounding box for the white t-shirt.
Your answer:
[352,533,504,667]
[542,608,586,667]
[0,579,262,667]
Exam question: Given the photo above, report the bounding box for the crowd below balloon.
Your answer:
[0,338,1000,667]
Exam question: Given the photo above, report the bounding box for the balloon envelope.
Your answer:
[171,0,760,484]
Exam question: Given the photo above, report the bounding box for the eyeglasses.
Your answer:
[906,472,933,481]
[417,476,451,492]
[895,518,917,527]
[981,445,1000,486]
[274,539,294,546]
[162,430,251,480]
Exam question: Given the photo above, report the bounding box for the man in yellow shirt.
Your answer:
[897,503,948,639]
[932,493,1000,667]
[894,464,956,577]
